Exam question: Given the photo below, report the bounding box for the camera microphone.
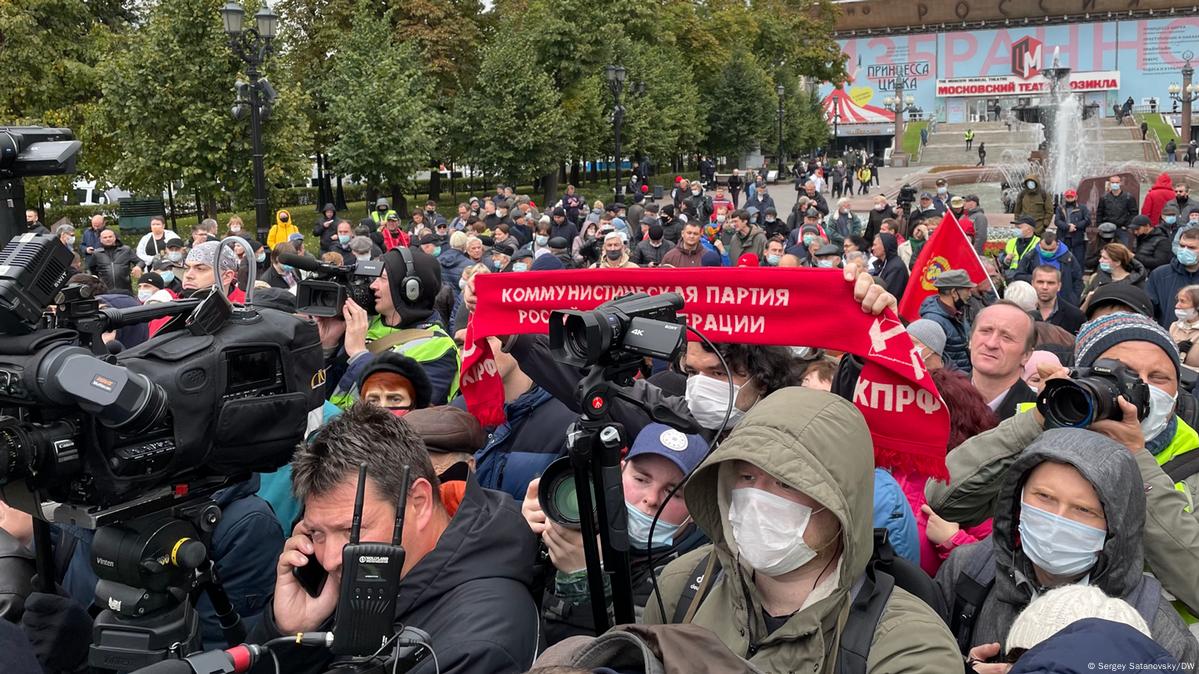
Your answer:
[276,251,341,275]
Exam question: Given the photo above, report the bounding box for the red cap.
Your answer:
[641,184,649,193]
[737,253,760,267]
[1064,189,1077,197]
[675,176,683,183]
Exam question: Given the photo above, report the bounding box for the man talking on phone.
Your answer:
[247,403,540,673]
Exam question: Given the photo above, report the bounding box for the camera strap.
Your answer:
[366,327,437,355]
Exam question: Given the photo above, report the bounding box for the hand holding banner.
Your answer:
[462,268,950,479]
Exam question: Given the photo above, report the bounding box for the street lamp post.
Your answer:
[605,65,627,199]
[1170,50,1198,148]
[831,107,841,157]
[776,84,785,176]
[221,0,277,242]
[883,81,916,168]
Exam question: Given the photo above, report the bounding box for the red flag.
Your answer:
[897,211,989,322]
[461,268,951,480]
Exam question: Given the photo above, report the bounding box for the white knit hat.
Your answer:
[1006,585,1151,652]
[1003,280,1037,313]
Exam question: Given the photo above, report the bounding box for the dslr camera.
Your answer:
[1036,358,1151,429]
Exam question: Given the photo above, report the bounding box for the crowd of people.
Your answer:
[3,165,1199,674]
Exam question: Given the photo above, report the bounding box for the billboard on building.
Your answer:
[821,17,1199,126]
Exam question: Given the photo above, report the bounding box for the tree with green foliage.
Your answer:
[764,79,829,163]
[0,0,132,201]
[88,0,309,216]
[454,34,566,186]
[704,52,776,161]
[323,2,440,196]
[619,43,705,170]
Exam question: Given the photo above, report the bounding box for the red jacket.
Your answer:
[1141,172,1175,226]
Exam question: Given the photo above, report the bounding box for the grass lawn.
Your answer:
[903,121,928,157]
[1136,112,1179,146]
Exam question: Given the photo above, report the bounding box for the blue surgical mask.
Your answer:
[766,254,781,266]
[1018,500,1106,577]
[626,502,679,549]
[817,259,835,268]
[1039,247,1055,260]
[535,235,548,246]
[432,246,441,257]
[160,271,175,284]
[803,235,816,246]
[1099,261,1112,273]
[338,234,351,245]
[281,264,295,274]
[1165,215,1178,225]
[256,252,266,263]
[512,262,528,272]
[1179,248,1199,266]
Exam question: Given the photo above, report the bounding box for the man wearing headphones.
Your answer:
[328,246,461,407]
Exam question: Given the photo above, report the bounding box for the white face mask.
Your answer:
[728,487,825,577]
[137,288,154,302]
[685,373,743,430]
[168,251,183,262]
[1177,308,1197,322]
[1142,384,1177,443]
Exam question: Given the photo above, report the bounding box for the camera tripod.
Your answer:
[567,357,699,632]
[84,496,245,672]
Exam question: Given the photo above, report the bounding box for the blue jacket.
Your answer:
[473,386,575,500]
[1146,257,1199,329]
[1014,240,1083,306]
[60,476,282,650]
[872,468,919,565]
[81,226,104,262]
[437,248,472,293]
[1009,618,1179,674]
[918,294,972,374]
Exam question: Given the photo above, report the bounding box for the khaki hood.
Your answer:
[684,387,875,622]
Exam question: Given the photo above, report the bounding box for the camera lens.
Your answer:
[1041,383,1096,427]
[1038,379,1116,429]
[538,456,596,529]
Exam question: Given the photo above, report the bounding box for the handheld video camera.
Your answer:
[1036,358,1151,429]
[287,252,383,318]
[549,292,686,370]
[896,184,918,210]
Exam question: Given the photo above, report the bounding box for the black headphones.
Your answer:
[395,246,423,303]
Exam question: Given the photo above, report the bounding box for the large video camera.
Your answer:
[1036,358,1151,429]
[0,233,326,518]
[287,251,382,318]
[896,184,918,210]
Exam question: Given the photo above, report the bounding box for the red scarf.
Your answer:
[381,227,409,251]
[462,268,949,479]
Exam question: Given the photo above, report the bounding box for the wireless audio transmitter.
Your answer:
[331,463,410,656]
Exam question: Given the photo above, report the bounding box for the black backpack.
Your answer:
[947,544,1163,655]
[670,529,944,674]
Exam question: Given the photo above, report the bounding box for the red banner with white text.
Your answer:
[462,268,949,479]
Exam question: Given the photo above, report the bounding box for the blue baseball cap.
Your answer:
[626,423,709,477]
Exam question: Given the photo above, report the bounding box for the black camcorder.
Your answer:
[1036,358,1151,429]
[897,184,918,209]
[549,293,686,369]
[0,234,326,524]
[286,252,382,318]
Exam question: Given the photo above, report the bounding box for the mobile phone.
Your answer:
[293,553,328,597]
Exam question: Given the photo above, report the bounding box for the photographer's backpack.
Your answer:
[671,529,944,674]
